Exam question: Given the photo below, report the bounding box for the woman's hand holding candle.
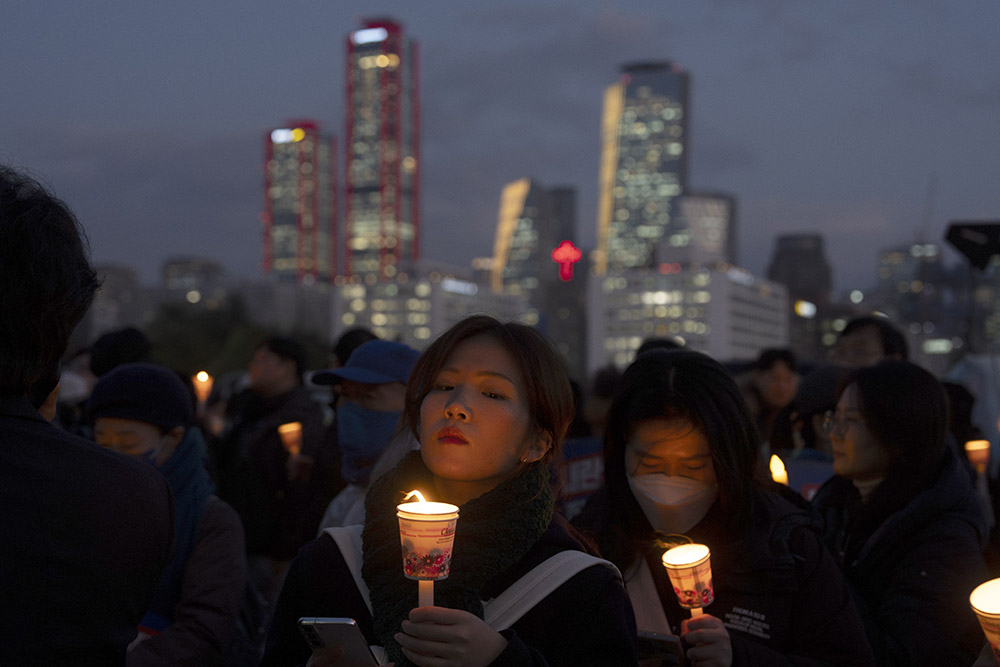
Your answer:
[680,614,732,667]
[395,607,507,667]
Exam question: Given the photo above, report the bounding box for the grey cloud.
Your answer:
[886,58,1000,108]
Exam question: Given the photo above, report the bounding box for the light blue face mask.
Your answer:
[336,401,401,485]
[134,442,164,469]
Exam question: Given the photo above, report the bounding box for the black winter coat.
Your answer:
[260,513,638,667]
[576,488,877,666]
[812,449,989,666]
[0,396,174,664]
[215,386,325,559]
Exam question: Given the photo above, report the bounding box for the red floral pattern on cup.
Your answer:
[673,584,715,609]
[402,545,452,579]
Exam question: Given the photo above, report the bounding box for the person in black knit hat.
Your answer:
[90,362,248,666]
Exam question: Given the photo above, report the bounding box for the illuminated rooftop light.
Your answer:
[352,27,388,44]
[271,128,306,144]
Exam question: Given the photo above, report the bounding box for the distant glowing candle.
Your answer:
[769,454,789,486]
[397,491,459,607]
[966,440,990,475]
[277,422,302,457]
[192,371,213,405]
[662,543,714,618]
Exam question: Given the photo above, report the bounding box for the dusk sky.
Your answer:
[3,1,999,293]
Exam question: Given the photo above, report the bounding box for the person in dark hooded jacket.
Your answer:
[811,360,990,666]
[574,349,874,666]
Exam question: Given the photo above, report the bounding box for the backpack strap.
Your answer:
[323,525,372,616]
[484,551,621,631]
[322,529,619,639]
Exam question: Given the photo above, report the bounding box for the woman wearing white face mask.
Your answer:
[574,349,875,667]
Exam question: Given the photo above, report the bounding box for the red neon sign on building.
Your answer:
[551,240,582,282]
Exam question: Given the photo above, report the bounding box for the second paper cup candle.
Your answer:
[397,490,459,580]
[662,543,714,615]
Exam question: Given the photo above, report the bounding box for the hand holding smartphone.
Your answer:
[298,617,378,667]
[638,629,685,666]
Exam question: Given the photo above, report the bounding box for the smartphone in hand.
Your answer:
[638,629,685,666]
[298,617,378,666]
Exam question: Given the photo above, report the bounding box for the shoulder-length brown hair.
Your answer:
[403,315,574,463]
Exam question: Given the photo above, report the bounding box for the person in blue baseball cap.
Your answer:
[313,340,421,528]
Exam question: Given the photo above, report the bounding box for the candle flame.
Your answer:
[769,454,788,484]
[196,371,210,383]
[402,490,428,504]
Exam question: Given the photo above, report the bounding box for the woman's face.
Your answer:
[419,335,549,503]
[829,384,895,481]
[625,418,717,486]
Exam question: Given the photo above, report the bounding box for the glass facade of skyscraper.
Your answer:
[491,179,573,296]
[597,62,690,275]
[262,121,336,284]
[345,19,419,280]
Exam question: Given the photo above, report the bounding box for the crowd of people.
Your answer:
[3,161,1000,666]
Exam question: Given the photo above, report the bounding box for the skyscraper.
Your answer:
[596,61,690,275]
[657,191,737,267]
[491,178,587,378]
[345,18,420,280]
[491,178,574,296]
[262,120,337,285]
[767,234,832,307]
[767,234,834,364]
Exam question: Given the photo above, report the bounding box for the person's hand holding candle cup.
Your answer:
[662,543,714,617]
[397,490,459,607]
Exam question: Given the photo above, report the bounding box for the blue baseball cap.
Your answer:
[312,339,420,386]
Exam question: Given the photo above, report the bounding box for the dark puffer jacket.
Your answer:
[812,449,990,667]
[260,514,638,667]
[576,488,877,666]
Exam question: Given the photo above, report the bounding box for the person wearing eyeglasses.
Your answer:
[811,360,989,666]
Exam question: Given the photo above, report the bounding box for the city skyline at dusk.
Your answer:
[3,2,999,294]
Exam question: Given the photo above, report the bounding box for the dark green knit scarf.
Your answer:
[361,451,554,667]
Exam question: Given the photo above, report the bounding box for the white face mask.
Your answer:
[628,473,718,535]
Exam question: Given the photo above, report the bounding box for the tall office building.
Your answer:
[491,178,587,378]
[657,191,737,266]
[766,234,834,364]
[596,61,690,275]
[345,18,420,280]
[491,178,574,295]
[262,120,337,285]
[767,234,832,307]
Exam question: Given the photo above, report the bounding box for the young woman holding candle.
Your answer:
[260,315,638,667]
[573,348,876,666]
[811,360,989,666]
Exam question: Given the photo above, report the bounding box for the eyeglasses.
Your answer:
[822,410,864,437]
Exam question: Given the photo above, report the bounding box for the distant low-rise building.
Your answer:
[587,262,788,370]
[330,260,530,349]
